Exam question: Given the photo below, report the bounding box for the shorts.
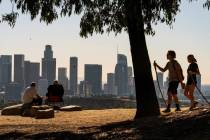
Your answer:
[168,81,179,95]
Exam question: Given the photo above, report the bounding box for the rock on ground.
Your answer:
[60,105,82,111]
[1,104,22,116]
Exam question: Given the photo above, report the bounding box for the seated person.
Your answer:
[21,82,42,115]
[46,80,64,103]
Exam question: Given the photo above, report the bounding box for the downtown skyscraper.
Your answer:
[69,57,78,95]
[42,45,56,85]
[0,55,12,88]
[24,61,40,87]
[58,67,68,91]
[84,64,102,96]
[14,54,25,89]
[106,73,116,95]
[157,72,164,90]
[115,54,128,96]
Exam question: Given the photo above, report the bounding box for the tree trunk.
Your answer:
[125,0,160,118]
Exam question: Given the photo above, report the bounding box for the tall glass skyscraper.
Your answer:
[24,61,40,87]
[58,67,68,91]
[84,64,102,96]
[115,54,128,96]
[14,54,25,89]
[0,55,12,88]
[42,45,56,85]
[70,57,78,95]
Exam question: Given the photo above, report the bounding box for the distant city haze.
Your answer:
[0,1,210,85]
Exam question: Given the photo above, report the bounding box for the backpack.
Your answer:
[172,61,184,81]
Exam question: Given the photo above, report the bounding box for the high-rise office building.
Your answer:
[24,61,31,87]
[42,45,56,85]
[14,54,25,88]
[0,55,12,88]
[115,54,128,96]
[38,79,48,96]
[5,82,22,103]
[84,64,102,96]
[69,57,78,95]
[127,66,135,96]
[24,61,40,87]
[157,72,164,90]
[79,80,91,97]
[58,67,68,91]
[106,73,116,95]
[155,72,164,98]
[30,62,40,84]
[103,83,108,94]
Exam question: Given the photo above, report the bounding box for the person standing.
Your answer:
[184,54,200,110]
[154,50,185,113]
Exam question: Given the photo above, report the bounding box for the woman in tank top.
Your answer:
[184,54,200,110]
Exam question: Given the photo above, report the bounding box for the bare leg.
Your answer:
[168,93,173,105]
[162,92,172,113]
[172,94,179,104]
[188,84,196,109]
[172,94,181,111]
[184,85,191,100]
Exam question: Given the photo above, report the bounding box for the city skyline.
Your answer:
[0,48,133,84]
[0,47,136,100]
[0,1,210,84]
[0,48,209,86]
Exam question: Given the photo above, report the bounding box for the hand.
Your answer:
[181,82,185,89]
[153,61,157,67]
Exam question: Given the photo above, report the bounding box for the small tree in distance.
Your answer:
[0,0,209,119]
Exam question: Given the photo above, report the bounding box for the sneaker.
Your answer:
[189,101,199,111]
[175,104,181,112]
[162,108,171,113]
[193,101,199,108]
[175,108,181,112]
[189,106,194,111]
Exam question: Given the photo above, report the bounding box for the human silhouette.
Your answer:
[154,50,184,113]
[184,54,200,110]
[46,80,64,103]
[21,82,42,115]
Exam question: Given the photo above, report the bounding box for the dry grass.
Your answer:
[1,107,209,139]
[0,109,135,134]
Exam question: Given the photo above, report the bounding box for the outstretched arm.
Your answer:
[154,61,168,72]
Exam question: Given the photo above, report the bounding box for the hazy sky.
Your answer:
[0,1,210,84]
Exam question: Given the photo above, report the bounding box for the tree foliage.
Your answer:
[1,0,209,35]
[1,0,209,36]
[0,0,180,36]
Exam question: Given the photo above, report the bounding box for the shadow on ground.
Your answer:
[1,108,210,140]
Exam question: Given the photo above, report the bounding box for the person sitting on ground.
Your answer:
[184,54,200,110]
[21,82,42,115]
[46,80,64,103]
[154,50,185,113]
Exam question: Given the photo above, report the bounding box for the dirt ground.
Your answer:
[1,107,210,140]
[0,109,135,134]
